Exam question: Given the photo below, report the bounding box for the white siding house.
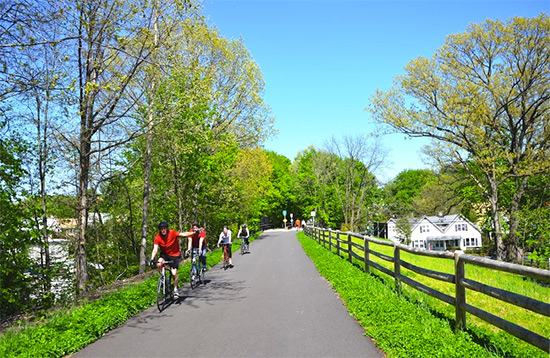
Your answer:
[387,214,482,251]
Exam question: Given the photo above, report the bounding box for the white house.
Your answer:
[387,214,482,252]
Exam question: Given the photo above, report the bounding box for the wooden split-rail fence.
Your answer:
[303,226,550,353]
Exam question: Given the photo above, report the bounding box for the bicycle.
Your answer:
[221,243,230,270]
[240,236,249,255]
[152,260,174,312]
[189,248,205,289]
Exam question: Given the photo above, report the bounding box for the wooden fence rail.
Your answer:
[303,226,550,353]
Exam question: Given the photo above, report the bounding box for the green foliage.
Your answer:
[0,136,40,318]
[293,147,344,228]
[262,151,298,225]
[384,169,437,217]
[0,277,158,357]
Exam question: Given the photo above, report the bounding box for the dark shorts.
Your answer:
[160,253,180,269]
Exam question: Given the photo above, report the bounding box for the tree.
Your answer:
[293,147,343,229]
[369,14,550,262]
[262,151,297,226]
[384,169,436,218]
[177,19,276,146]
[229,147,273,225]
[323,135,387,232]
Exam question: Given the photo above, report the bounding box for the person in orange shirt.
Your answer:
[149,221,190,298]
[295,219,301,230]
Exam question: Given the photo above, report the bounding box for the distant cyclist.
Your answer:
[217,225,233,267]
[186,223,207,272]
[237,223,250,248]
[149,221,189,298]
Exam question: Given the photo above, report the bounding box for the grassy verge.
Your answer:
[0,237,253,358]
[320,231,549,356]
[297,232,546,358]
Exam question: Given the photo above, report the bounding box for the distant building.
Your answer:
[387,214,482,251]
[28,215,108,297]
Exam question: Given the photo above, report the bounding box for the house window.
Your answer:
[455,223,468,231]
[420,225,430,233]
[465,238,471,246]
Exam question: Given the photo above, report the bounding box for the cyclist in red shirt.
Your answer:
[149,221,191,298]
[186,223,207,272]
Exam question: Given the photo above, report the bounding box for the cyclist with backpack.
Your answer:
[237,223,250,252]
[217,225,233,267]
[149,221,189,298]
[185,223,207,272]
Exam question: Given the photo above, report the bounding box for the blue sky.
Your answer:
[202,0,548,182]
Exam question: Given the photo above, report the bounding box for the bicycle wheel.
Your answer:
[240,241,245,255]
[223,247,229,269]
[190,265,197,289]
[199,263,205,283]
[156,275,166,311]
[165,274,173,298]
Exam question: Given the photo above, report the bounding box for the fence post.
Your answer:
[348,233,352,263]
[364,238,370,274]
[455,252,466,331]
[337,233,341,256]
[330,231,334,253]
[394,244,401,294]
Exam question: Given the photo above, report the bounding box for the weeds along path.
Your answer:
[73,229,383,358]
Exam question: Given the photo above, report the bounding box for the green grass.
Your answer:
[304,231,548,358]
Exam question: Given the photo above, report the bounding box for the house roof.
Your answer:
[391,214,481,235]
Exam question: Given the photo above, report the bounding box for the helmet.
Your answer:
[242,224,246,227]
[157,221,169,230]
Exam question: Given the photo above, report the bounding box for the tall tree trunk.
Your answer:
[36,93,51,293]
[75,9,91,294]
[139,129,152,273]
[488,179,505,261]
[506,177,528,263]
[139,1,159,273]
[76,132,91,294]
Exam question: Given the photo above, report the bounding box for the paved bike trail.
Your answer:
[73,229,384,357]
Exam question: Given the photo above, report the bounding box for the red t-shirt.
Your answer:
[154,230,181,257]
[189,229,206,248]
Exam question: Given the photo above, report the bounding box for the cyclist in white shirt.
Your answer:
[217,225,233,267]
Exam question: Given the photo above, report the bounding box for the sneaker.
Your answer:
[174,289,179,298]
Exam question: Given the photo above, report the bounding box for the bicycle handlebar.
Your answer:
[149,260,173,267]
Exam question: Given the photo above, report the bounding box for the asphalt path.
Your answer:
[73,229,384,357]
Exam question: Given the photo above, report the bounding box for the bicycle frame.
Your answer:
[155,260,174,311]
[222,243,230,269]
[190,248,203,289]
[240,237,249,254]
